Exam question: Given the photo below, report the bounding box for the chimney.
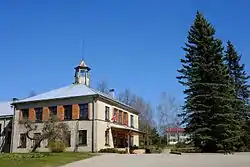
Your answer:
[109,89,115,99]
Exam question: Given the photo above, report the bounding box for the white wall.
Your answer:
[12,96,94,153]
[96,100,139,149]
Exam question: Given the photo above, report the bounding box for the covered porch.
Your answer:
[109,124,145,152]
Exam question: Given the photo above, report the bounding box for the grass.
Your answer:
[0,152,96,167]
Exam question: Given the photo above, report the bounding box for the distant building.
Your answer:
[166,127,190,145]
[8,60,143,153]
[0,102,13,153]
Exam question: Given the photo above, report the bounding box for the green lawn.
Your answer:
[0,152,96,167]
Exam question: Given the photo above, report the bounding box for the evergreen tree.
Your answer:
[177,11,241,152]
[224,41,250,149]
[224,41,250,102]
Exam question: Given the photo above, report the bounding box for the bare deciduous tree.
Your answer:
[22,115,69,152]
[118,89,136,106]
[156,92,181,136]
[118,89,155,146]
[96,80,109,94]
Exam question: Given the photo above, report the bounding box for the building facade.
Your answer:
[10,60,142,153]
[166,128,190,145]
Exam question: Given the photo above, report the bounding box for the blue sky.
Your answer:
[0,0,250,109]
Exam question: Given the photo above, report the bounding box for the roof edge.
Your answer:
[0,114,13,119]
[11,94,97,106]
[97,94,139,115]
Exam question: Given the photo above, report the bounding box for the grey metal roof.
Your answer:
[0,101,13,116]
[12,84,138,113]
[15,84,97,103]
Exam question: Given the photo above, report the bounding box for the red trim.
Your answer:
[166,128,185,133]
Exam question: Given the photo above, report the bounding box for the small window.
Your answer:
[79,104,88,119]
[79,130,87,146]
[105,130,109,145]
[64,105,72,120]
[105,106,110,121]
[49,106,57,117]
[19,133,26,148]
[35,107,43,121]
[22,109,29,119]
[66,131,71,147]
[33,133,41,148]
[130,115,134,128]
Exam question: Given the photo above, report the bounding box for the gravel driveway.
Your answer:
[61,153,250,167]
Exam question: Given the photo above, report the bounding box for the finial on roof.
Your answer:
[79,60,86,67]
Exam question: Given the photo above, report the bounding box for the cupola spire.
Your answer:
[74,60,91,86]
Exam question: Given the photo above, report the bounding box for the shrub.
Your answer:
[175,142,194,148]
[98,148,126,154]
[170,150,182,155]
[151,146,163,153]
[145,148,151,154]
[0,153,50,160]
[170,147,200,153]
[129,145,139,154]
[48,140,66,153]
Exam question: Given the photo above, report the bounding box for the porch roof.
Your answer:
[110,124,145,135]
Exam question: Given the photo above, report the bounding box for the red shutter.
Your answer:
[42,107,50,121]
[57,105,64,121]
[122,111,124,124]
[88,103,91,119]
[126,113,128,126]
[29,108,36,121]
[72,104,80,120]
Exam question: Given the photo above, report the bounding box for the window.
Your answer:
[118,111,122,124]
[79,104,88,119]
[79,130,87,146]
[33,133,41,148]
[170,133,176,137]
[130,115,134,128]
[64,105,72,120]
[105,130,109,145]
[66,131,71,147]
[0,124,2,134]
[19,133,26,148]
[22,109,29,119]
[105,106,110,121]
[35,107,43,122]
[49,106,57,117]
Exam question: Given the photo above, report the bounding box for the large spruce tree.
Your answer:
[224,41,250,102]
[224,41,250,149]
[177,11,241,152]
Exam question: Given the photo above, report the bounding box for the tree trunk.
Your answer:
[31,140,42,152]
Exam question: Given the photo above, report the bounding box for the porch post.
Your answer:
[127,132,130,154]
